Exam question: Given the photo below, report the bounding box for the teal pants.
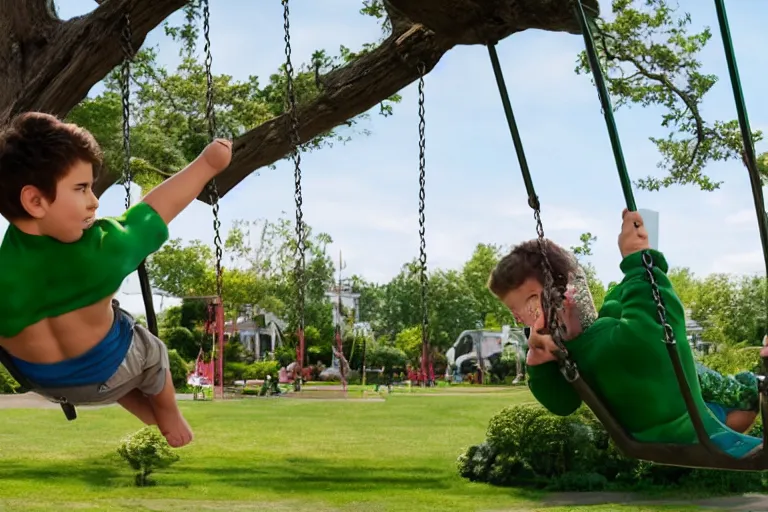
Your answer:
[696,362,763,458]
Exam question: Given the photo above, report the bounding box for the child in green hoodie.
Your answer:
[488,209,766,458]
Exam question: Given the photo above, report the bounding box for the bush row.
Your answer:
[457,403,768,494]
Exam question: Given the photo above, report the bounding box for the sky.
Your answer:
[4,0,767,315]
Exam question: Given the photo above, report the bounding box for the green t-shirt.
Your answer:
[0,202,169,337]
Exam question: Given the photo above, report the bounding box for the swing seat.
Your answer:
[570,371,768,471]
[0,346,77,421]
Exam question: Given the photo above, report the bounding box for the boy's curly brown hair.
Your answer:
[0,112,102,220]
[488,239,577,298]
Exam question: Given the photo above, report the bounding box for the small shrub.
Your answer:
[225,361,248,383]
[117,427,180,486]
[274,345,295,368]
[456,442,496,482]
[522,414,597,476]
[486,403,547,454]
[487,453,536,487]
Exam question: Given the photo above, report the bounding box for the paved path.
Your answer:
[543,491,768,510]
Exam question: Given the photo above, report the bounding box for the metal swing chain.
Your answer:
[486,42,574,378]
[532,206,576,379]
[202,0,223,300]
[417,62,429,383]
[118,5,158,337]
[120,10,134,210]
[283,0,306,337]
[641,252,677,344]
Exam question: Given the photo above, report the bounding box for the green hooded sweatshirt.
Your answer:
[526,249,761,458]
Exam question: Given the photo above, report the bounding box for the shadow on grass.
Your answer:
[0,453,540,502]
[0,455,125,487]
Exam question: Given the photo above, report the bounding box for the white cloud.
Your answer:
[725,208,757,226]
[494,202,597,232]
[710,250,765,275]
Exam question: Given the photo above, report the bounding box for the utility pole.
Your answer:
[335,250,348,392]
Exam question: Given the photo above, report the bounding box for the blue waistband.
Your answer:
[12,310,134,387]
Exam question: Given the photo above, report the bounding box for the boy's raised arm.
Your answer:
[142,139,232,225]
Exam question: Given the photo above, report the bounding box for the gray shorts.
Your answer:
[32,306,170,406]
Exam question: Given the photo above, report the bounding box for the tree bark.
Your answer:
[0,0,186,123]
[1,0,600,202]
[384,0,599,45]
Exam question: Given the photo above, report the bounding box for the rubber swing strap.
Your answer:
[571,0,725,455]
[571,0,636,212]
[713,0,768,458]
[487,44,540,210]
[714,0,768,331]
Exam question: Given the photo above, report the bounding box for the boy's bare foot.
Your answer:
[154,406,193,448]
[148,369,194,448]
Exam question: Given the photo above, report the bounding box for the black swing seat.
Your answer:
[0,346,77,421]
[564,345,768,472]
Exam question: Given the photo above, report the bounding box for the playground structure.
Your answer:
[186,298,224,399]
[446,326,527,384]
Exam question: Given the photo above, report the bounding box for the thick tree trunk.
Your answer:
[0,0,600,202]
[0,0,187,123]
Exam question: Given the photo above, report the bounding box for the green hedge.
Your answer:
[458,403,768,493]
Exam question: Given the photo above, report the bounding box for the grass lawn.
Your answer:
[0,388,726,511]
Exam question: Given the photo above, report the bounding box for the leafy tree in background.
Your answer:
[577,0,765,192]
[571,232,607,310]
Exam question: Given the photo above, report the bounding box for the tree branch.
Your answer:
[599,30,711,173]
[68,0,597,200]
[195,25,451,204]
[1,0,186,124]
[197,0,600,204]
[385,0,600,45]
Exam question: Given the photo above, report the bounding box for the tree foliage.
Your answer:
[570,233,607,310]
[64,0,401,194]
[580,0,766,192]
[146,215,335,357]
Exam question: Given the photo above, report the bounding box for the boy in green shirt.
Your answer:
[0,112,232,448]
[488,209,766,458]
